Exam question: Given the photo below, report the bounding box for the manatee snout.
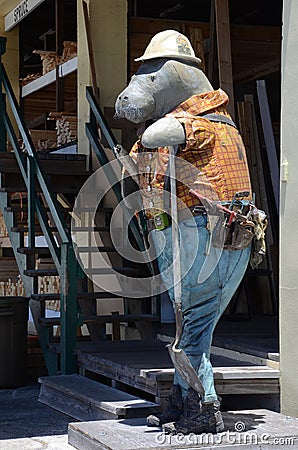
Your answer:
[115,84,155,124]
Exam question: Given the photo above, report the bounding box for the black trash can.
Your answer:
[0,296,29,388]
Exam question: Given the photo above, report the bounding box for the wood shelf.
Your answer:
[21,56,77,98]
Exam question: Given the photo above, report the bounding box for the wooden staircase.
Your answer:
[0,150,159,374]
[0,37,159,377]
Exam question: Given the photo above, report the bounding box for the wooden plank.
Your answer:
[130,17,281,42]
[256,80,280,212]
[187,26,205,72]
[236,97,277,314]
[215,0,234,118]
[142,365,279,382]
[68,410,298,450]
[76,341,280,400]
[130,17,210,38]
[211,346,279,369]
[38,374,159,421]
[234,58,280,83]
[207,0,217,84]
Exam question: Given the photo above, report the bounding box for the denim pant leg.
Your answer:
[151,216,250,402]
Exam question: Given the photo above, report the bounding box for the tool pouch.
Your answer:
[212,219,255,251]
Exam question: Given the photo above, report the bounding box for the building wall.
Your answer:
[77,0,127,155]
[0,0,20,123]
[280,0,298,418]
[77,0,127,314]
[0,0,127,154]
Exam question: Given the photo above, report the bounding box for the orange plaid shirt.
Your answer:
[130,89,252,218]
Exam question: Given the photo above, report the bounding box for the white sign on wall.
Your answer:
[4,0,46,32]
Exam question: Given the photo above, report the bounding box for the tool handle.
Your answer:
[169,146,182,307]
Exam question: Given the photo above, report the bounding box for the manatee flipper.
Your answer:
[141,117,186,149]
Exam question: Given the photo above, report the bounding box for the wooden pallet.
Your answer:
[76,340,280,409]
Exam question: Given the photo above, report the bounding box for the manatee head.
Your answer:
[115,58,213,124]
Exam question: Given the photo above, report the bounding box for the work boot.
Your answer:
[147,384,183,427]
[162,399,224,435]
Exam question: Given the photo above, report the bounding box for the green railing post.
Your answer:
[0,37,6,55]
[0,37,7,152]
[27,155,35,248]
[60,243,78,374]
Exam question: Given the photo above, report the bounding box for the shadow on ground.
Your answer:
[0,382,76,439]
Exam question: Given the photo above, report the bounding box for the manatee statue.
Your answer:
[115,30,262,435]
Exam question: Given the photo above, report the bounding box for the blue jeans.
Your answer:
[151,215,251,402]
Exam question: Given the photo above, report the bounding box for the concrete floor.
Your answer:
[0,382,75,449]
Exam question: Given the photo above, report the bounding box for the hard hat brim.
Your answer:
[134,52,202,65]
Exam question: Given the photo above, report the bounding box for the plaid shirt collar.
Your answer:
[166,88,229,118]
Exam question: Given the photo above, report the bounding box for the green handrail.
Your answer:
[0,37,78,374]
[85,86,160,317]
[1,64,69,248]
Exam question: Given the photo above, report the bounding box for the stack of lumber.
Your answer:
[0,275,25,296]
[33,50,63,75]
[0,258,24,296]
[28,129,57,151]
[39,275,60,311]
[16,130,57,152]
[48,112,77,146]
[62,41,77,61]
[0,257,19,281]
[33,41,77,76]
[0,211,8,237]
[38,275,60,295]
[36,258,60,311]
[19,73,42,87]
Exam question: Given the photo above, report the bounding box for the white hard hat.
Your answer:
[134,29,201,65]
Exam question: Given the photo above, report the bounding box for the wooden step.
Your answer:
[5,205,113,214]
[0,186,82,194]
[17,247,53,256]
[76,246,117,253]
[0,151,87,161]
[11,226,58,233]
[32,289,150,301]
[38,374,159,421]
[68,409,298,450]
[68,226,110,232]
[213,335,279,363]
[25,269,58,277]
[39,314,159,327]
[27,266,139,280]
[5,205,72,213]
[0,152,87,176]
[77,291,151,300]
[32,293,60,301]
[84,267,139,275]
[76,340,280,408]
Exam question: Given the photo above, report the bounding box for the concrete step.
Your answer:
[38,374,159,422]
[68,409,298,450]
